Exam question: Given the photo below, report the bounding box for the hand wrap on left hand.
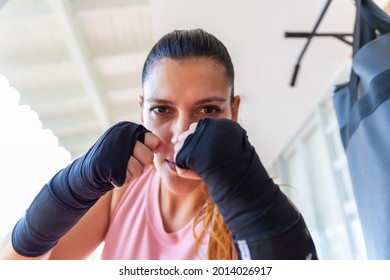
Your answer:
[176,118,300,240]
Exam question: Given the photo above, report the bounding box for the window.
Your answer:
[0,75,71,241]
[270,63,367,259]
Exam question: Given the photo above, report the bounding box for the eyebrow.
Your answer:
[194,97,226,105]
[144,98,174,105]
[145,96,226,105]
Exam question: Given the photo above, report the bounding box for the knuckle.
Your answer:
[144,151,154,163]
[146,133,161,150]
[133,166,143,178]
[129,157,144,178]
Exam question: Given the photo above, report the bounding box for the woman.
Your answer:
[0,29,318,260]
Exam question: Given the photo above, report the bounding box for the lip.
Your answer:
[165,160,177,173]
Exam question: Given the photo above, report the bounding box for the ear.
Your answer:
[138,95,144,124]
[231,95,241,122]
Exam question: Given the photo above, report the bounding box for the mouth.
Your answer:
[165,160,177,173]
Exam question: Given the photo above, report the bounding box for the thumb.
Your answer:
[143,132,164,154]
[175,166,201,180]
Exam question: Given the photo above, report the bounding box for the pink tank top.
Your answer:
[101,167,208,259]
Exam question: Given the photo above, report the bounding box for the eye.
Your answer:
[199,106,221,115]
[150,106,170,115]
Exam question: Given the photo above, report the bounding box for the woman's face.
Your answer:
[140,58,240,194]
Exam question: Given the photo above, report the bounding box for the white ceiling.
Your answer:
[1,0,386,166]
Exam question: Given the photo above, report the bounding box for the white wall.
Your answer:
[148,0,355,166]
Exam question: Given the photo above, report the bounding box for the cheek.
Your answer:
[143,115,172,143]
[221,111,233,119]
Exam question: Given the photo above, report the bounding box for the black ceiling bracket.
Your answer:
[285,0,353,87]
[285,32,353,46]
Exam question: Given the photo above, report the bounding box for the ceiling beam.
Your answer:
[47,0,111,129]
[0,54,70,72]
[0,0,149,18]
[0,0,9,11]
[0,49,148,73]
[71,0,149,12]
[0,0,51,18]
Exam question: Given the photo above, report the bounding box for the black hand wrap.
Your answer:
[12,121,148,257]
[176,118,318,259]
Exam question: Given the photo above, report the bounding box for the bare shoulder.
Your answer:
[110,184,131,216]
[110,167,155,216]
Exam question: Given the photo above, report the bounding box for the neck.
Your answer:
[159,181,205,233]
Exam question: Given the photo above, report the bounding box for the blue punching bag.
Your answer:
[333,0,390,259]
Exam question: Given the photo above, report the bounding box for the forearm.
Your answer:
[234,214,318,260]
[49,191,112,260]
[0,232,50,260]
[11,122,150,258]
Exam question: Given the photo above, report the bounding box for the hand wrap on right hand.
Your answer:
[12,121,148,257]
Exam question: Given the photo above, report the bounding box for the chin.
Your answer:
[156,160,203,195]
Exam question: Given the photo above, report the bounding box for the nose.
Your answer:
[171,114,193,145]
